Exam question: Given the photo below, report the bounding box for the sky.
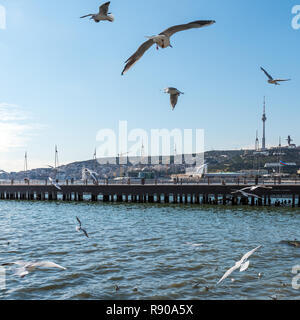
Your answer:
[0,0,299,172]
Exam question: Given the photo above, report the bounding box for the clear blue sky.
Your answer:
[0,0,299,171]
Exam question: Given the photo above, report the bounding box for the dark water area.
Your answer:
[0,201,299,300]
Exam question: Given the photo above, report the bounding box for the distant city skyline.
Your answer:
[0,0,299,172]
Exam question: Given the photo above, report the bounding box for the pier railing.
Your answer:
[1,178,300,207]
[0,177,300,186]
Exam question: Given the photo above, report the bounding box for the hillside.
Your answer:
[1,147,299,180]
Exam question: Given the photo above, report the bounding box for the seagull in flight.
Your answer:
[231,189,262,199]
[76,217,89,238]
[2,261,66,278]
[164,87,184,110]
[83,168,98,185]
[232,185,272,195]
[121,20,216,75]
[80,1,114,23]
[217,245,262,285]
[260,67,291,85]
[48,177,62,191]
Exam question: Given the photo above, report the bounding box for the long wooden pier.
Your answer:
[0,183,300,207]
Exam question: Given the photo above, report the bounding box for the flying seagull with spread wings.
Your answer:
[121,20,215,75]
[76,217,89,238]
[2,261,66,278]
[83,168,98,185]
[48,177,62,191]
[217,245,262,285]
[80,1,114,23]
[231,189,262,199]
[231,185,272,197]
[164,87,184,110]
[260,67,291,85]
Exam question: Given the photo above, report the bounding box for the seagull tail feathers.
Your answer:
[108,14,114,22]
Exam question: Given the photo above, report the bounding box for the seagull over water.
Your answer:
[164,87,184,110]
[260,67,291,85]
[76,217,89,238]
[80,1,114,23]
[217,245,262,285]
[2,261,66,278]
[121,20,216,75]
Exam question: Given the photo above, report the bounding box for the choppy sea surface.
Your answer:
[0,200,299,300]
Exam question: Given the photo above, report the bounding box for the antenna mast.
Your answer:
[55,145,59,171]
[262,97,267,151]
[24,152,28,173]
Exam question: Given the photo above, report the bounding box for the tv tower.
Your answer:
[262,97,267,151]
[24,152,28,172]
[54,145,59,169]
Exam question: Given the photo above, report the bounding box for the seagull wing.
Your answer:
[240,187,252,191]
[170,94,179,110]
[260,67,273,81]
[240,190,262,199]
[99,1,110,15]
[49,177,61,190]
[91,173,98,183]
[32,261,66,270]
[122,39,155,75]
[251,185,272,191]
[81,229,89,238]
[80,14,93,19]
[15,267,29,278]
[76,216,82,227]
[55,184,62,191]
[274,79,291,82]
[240,245,262,264]
[239,260,250,272]
[160,20,215,38]
[217,263,240,285]
[1,261,27,267]
[231,187,252,194]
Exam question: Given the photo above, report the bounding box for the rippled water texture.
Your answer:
[0,200,299,300]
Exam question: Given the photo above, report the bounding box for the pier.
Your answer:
[0,180,300,207]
